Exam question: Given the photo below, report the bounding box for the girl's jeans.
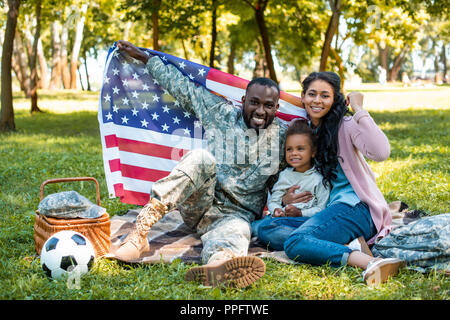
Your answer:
[251,202,377,267]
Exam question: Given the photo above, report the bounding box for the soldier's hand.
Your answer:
[282,186,312,206]
[117,40,150,64]
[285,205,302,217]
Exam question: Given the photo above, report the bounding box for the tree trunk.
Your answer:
[319,0,342,72]
[388,63,402,82]
[22,15,32,58]
[227,40,236,75]
[253,40,266,78]
[36,38,49,89]
[209,0,217,68]
[152,0,161,51]
[1,0,21,132]
[29,0,42,113]
[429,38,439,83]
[83,51,91,91]
[13,29,31,97]
[181,39,190,60]
[330,47,345,91]
[434,54,440,83]
[442,43,447,83]
[388,46,408,82]
[70,3,88,89]
[24,17,49,89]
[377,43,389,70]
[60,16,71,89]
[253,0,277,83]
[49,20,62,90]
[78,64,85,91]
[253,53,265,78]
[11,55,25,90]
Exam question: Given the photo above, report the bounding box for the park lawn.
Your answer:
[0,89,449,300]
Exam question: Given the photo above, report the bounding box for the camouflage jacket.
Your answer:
[146,56,287,217]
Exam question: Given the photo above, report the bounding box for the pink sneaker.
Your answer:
[362,258,406,287]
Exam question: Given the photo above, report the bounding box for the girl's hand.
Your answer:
[346,92,364,113]
[273,208,285,217]
[282,186,313,206]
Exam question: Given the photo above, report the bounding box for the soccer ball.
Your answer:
[40,231,95,279]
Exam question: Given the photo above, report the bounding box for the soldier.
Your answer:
[114,40,312,288]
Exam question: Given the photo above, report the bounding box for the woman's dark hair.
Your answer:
[301,71,351,187]
[285,119,318,155]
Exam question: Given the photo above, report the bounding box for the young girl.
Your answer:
[254,71,405,287]
[252,120,330,251]
[267,119,329,219]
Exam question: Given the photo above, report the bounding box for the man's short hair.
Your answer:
[246,77,280,95]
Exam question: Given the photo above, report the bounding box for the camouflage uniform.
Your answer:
[146,55,287,264]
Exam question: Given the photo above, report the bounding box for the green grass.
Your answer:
[1,89,449,300]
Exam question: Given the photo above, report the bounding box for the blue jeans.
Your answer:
[251,202,377,267]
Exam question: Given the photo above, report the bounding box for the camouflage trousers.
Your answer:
[150,149,253,264]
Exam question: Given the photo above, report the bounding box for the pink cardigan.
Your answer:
[337,110,392,244]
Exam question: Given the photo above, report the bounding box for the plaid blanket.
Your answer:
[106,209,294,264]
[106,201,421,265]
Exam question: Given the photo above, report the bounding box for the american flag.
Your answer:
[98,42,307,206]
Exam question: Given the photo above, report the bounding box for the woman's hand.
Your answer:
[346,92,364,113]
[117,40,150,64]
[284,205,302,217]
[282,186,312,206]
[273,206,303,217]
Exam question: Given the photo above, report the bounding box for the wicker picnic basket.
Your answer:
[34,177,111,258]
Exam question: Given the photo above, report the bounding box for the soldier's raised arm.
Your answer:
[117,40,227,125]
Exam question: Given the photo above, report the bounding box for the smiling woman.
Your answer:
[301,79,334,127]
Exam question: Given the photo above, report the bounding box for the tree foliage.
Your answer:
[1,0,448,130]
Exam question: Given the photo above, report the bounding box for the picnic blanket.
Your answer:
[106,209,294,264]
[106,201,422,265]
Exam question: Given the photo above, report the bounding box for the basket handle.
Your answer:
[40,177,101,206]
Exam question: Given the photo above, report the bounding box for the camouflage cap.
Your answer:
[38,190,106,219]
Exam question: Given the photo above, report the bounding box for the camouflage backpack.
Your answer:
[372,213,450,273]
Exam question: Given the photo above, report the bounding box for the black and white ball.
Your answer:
[40,231,95,279]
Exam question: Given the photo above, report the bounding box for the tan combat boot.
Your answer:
[185,256,266,288]
[115,198,168,261]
